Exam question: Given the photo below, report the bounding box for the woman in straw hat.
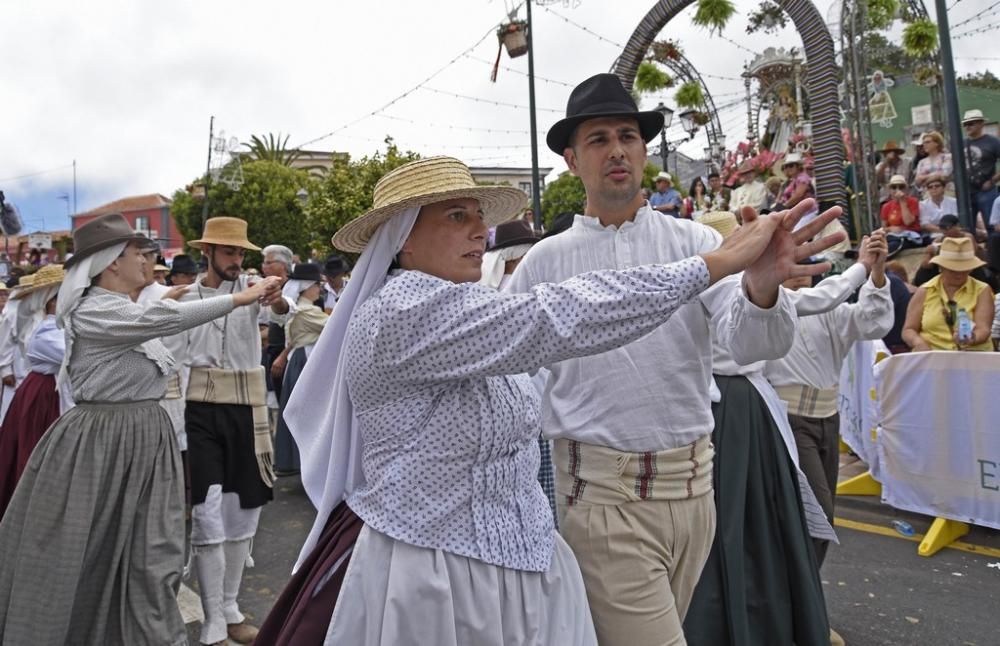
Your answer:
[0,213,281,645]
[0,264,70,519]
[256,156,835,645]
[902,236,995,351]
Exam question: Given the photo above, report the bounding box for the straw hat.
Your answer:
[654,172,673,184]
[880,140,905,154]
[930,237,985,272]
[889,174,908,187]
[697,211,740,239]
[332,156,528,253]
[782,152,804,168]
[153,264,170,272]
[188,217,261,251]
[13,264,64,300]
[962,109,985,125]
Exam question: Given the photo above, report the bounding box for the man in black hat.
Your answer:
[506,72,844,646]
[321,254,351,314]
[169,254,199,286]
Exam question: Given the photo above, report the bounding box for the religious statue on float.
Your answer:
[868,70,897,128]
[763,86,797,154]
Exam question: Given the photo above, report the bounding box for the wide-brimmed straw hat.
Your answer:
[697,211,740,239]
[331,156,528,253]
[65,213,149,270]
[930,237,985,272]
[188,217,261,251]
[546,73,664,154]
[13,264,64,300]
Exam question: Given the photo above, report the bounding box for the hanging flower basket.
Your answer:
[498,20,529,58]
[914,65,939,87]
[635,61,674,94]
[692,0,737,35]
[746,1,786,35]
[692,111,711,126]
[675,81,706,109]
[866,0,899,31]
[902,19,938,58]
[651,39,683,63]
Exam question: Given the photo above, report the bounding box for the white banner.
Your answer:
[838,340,888,480]
[875,351,1000,530]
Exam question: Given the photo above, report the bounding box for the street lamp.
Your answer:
[679,109,700,137]
[654,102,675,172]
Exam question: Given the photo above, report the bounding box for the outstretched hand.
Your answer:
[161,285,191,301]
[742,199,847,307]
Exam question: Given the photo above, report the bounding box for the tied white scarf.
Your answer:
[55,243,128,388]
[285,207,419,571]
[478,243,535,290]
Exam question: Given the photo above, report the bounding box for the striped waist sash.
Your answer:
[774,384,839,419]
[553,435,714,507]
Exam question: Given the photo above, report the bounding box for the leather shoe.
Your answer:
[228,620,259,644]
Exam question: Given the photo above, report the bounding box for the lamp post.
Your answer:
[654,102,675,172]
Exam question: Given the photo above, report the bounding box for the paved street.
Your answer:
[182,456,1000,646]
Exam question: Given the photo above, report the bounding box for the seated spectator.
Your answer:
[683,176,710,219]
[880,175,921,234]
[918,175,958,234]
[913,131,954,194]
[902,237,995,351]
[913,215,990,286]
[649,172,682,217]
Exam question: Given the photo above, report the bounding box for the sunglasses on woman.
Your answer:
[889,184,907,190]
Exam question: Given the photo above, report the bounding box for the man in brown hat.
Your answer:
[507,72,844,646]
[181,216,288,645]
[875,140,912,205]
[729,162,768,214]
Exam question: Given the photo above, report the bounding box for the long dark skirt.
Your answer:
[275,346,307,473]
[683,375,829,646]
[0,371,61,519]
[256,501,364,645]
[0,400,186,646]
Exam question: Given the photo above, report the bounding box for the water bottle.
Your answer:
[891,520,915,537]
[957,308,973,344]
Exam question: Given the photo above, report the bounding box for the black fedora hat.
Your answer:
[289,262,323,283]
[546,73,664,154]
[170,254,199,275]
[65,213,148,270]
[323,254,351,277]
[491,220,540,251]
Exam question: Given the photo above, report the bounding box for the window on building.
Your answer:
[135,215,150,233]
[519,181,532,198]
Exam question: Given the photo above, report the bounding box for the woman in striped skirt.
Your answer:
[0,213,283,645]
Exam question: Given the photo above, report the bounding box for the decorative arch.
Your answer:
[649,46,726,153]
[615,0,845,208]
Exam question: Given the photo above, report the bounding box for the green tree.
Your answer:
[862,32,915,76]
[303,139,420,253]
[959,71,1000,92]
[171,159,316,267]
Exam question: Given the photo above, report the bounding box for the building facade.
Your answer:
[71,194,184,259]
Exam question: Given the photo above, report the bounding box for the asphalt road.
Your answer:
[183,468,1000,646]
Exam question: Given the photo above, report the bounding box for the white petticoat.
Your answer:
[325,525,597,646]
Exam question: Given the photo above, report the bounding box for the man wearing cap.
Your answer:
[875,140,913,205]
[649,172,682,217]
[182,217,290,645]
[322,253,351,313]
[963,109,1000,223]
[506,72,843,646]
[169,254,200,286]
[729,163,768,214]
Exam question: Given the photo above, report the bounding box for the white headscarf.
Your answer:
[285,207,419,571]
[55,243,128,387]
[281,279,319,303]
[15,285,60,352]
[478,243,536,290]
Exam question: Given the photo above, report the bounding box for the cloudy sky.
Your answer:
[1,0,995,232]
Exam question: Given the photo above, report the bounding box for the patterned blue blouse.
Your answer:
[345,257,710,571]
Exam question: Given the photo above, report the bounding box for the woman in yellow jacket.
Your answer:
[903,236,995,351]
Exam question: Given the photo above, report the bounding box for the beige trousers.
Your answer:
[555,437,716,646]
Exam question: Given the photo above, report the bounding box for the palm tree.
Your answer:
[243,133,304,166]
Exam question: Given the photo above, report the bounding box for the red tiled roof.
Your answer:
[74,193,172,219]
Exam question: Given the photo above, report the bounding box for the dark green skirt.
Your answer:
[684,375,829,646]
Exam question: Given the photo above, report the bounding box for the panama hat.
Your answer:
[782,152,804,168]
[13,264,64,300]
[889,174,908,187]
[696,211,740,239]
[331,156,528,253]
[962,109,986,124]
[65,213,150,270]
[546,73,665,154]
[930,237,985,272]
[188,216,260,251]
[654,172,673,184]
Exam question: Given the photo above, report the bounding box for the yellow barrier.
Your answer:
[918,518,971,557]
[836,471,881,496]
